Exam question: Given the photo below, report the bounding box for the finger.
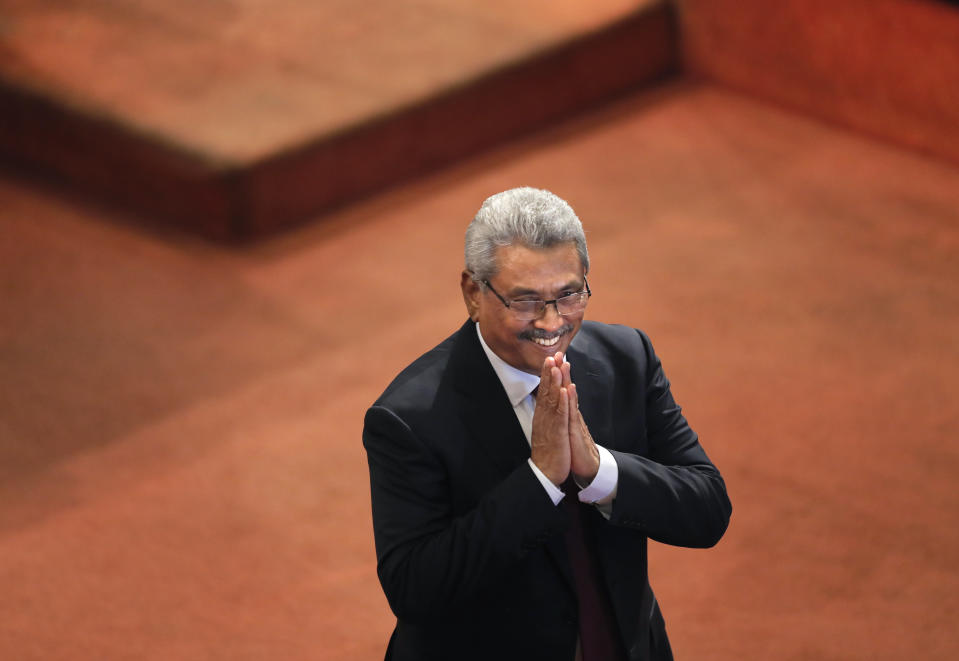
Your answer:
[568,384,584,443]
[560,360,572,389]
[540,355,554,382]
[538,356,555,401]
[549,366,563,406]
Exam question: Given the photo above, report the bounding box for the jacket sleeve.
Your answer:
[607,329,732,548]
[363,405,565,621]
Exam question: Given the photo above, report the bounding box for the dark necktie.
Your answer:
[561,478,627,661]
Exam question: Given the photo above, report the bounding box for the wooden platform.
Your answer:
[0,0,674,239]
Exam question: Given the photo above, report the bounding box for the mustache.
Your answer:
[518,324,574,341]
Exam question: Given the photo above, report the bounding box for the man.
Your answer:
[363,187,731,661]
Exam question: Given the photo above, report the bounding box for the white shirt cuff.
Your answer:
[576,445,619,504]
[528,458,565,505]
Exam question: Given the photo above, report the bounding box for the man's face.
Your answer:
[461,242,587,375]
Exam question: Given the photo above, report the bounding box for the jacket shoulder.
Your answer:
[375,336,453,404]
[575,320,654,362]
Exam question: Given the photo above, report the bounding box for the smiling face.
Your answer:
[461,241,587,375]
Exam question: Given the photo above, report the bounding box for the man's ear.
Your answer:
[460,271,481,322]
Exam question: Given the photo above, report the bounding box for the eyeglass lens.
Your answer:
[511,292,588,319]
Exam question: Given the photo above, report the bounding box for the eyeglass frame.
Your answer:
[480,276,592,320]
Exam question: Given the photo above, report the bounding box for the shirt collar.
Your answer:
[476,323,555,407]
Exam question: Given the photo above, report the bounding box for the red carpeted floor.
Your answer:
[2,78,957,659]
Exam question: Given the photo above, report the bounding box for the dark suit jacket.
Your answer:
[363,320,731,661]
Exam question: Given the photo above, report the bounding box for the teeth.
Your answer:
[532,335,560,347]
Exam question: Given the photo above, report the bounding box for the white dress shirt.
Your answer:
[476,324,618,514]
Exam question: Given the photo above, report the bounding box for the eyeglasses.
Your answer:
[482,277,591,320]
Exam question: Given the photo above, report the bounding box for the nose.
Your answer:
[533,301,564,331]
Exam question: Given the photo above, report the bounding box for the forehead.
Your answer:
[492,242,584,292]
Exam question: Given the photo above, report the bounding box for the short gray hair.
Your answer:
[464,187,589,282]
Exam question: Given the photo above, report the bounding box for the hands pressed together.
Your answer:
[530,352,600,487]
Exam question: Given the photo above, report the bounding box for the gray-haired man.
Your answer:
[364,187,731,661]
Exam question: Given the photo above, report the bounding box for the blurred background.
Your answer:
[1,1,957,659]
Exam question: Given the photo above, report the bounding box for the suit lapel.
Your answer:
[567,334,612,449]
[450,321,610,473]
[448,321,531,476]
